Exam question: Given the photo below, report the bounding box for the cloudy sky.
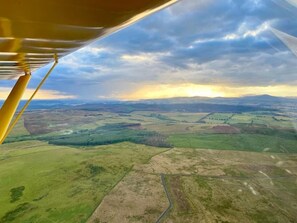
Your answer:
[2,0,297,100]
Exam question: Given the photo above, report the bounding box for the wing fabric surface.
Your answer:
[271,28,297,57]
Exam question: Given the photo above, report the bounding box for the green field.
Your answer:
[168,133,297,153]
[6,111,297,153]
[1,107,297,222]
[0,141,166,223]
[201,113,234,124]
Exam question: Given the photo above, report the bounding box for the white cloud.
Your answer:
[77,46,108,55]
[223,33,239,40]
[241,22,270,38]
[121,52,170,64]
[194,21,271,44]
[0,87,75,100]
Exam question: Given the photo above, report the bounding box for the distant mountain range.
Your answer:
[136,94,297,106]
[0,95,296,111]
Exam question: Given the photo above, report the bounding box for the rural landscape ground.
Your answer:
[0,95,296,223]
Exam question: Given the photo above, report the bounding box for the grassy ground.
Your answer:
[7,118,30,138]
[164,174,296,223]
[94,148,297,223]
[201,113,234,124]
[0,141,165,223]
[168,133,297,153]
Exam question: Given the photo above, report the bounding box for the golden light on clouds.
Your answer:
[120,84,226,100]
[120,83,297,100]
[0,88,75,100]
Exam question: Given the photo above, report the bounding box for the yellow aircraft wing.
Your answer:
[0,0,176,78]
[0,0,177,143]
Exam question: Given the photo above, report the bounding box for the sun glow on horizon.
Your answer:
[119,83,297,100]
[120,84,225,100]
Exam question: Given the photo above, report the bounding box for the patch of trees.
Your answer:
[43,123,172,148]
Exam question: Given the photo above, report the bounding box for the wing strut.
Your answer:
[0,54,58,144]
